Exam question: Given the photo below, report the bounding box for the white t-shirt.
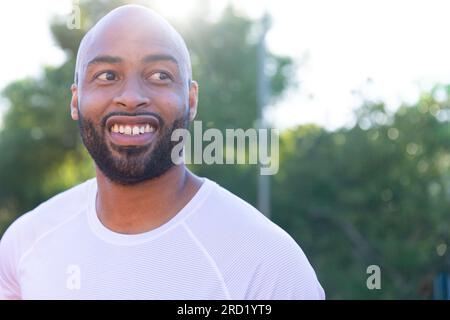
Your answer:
[0,177,325,300]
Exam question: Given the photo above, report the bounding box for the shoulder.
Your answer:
[185,178,325,299]
[7,178,94,236]
[189,178,302,250]
[0,178,95,264]
[0,178,95,299]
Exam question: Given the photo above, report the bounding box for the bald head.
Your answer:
[74,5,192,85]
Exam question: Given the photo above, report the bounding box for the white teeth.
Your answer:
[112,124,155,135]
[144,124,155,133]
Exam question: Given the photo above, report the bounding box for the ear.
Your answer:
[70,83,79,120]
[188,80,198,121]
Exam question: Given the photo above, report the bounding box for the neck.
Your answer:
[95,165,203,234]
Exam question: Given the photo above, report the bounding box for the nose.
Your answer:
[113,75,150,110]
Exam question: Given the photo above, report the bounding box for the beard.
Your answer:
[77,108,188,185]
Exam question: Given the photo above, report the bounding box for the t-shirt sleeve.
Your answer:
[0,221,22,300]
[244,233,325,300]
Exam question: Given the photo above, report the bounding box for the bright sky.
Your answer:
[1,0,450,130]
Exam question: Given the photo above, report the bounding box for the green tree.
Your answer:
[273,89,450,299]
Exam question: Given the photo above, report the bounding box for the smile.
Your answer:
[106,115,160,146]
[110,124,155,135]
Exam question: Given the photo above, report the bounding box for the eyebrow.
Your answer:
[86,54,179,68]
[87,55,123,67]
[141,54,179,67]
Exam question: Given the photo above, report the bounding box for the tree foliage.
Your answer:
[273,91,450,298]
[1,0,449,299]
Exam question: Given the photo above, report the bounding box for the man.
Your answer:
[0,5,324,299]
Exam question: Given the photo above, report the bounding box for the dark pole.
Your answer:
[257,11,271,218]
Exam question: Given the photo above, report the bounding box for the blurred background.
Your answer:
[1,0,450,299]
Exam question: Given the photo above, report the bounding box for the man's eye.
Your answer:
[96,71,117,81]
[148,72,171,81]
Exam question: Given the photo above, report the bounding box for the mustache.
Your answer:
[100,111,165,129]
